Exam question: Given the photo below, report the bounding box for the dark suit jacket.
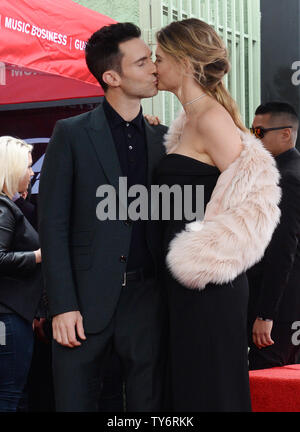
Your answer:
[0,195,43,321]
[248,147,300,323]
[38,103,167,333]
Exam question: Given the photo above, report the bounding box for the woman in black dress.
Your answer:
[154,19,281,411]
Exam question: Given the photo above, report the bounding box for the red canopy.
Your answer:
[0,0,116,104]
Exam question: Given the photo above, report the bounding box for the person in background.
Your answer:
[13,183,54,411]
[13,182,50,411]
[0,136,43,412]
[248,102,300,369]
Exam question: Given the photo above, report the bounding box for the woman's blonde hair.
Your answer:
[0,136,32,199]
[156,18,247,132]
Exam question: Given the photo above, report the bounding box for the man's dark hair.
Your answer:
[85,22,141,91]
[255,101,299,131]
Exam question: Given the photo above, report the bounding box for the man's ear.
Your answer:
[282,127,292,141]
[102,70,121,89]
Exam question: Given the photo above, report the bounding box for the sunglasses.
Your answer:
[250,126,292,139]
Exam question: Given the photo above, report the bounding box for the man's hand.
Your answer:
[252,318,274,349]
[52,311,86,348]
[34,248,42,263]
[144,114,161,126]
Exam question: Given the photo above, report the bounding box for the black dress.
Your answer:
[156,153,251,412]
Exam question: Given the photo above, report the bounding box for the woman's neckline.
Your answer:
[166,152,219,170]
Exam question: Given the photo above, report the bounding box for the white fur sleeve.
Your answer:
[166,132,282,290]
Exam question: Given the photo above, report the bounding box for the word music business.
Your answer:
[3,16,86,50]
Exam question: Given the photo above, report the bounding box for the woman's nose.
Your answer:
[150,60,157,74]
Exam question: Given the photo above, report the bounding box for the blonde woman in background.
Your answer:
[154,19,281,411]
[0,136,42,412]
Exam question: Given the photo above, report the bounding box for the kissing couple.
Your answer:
[39,19,280,412]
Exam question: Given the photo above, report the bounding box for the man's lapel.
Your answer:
[86,104,165,199]
[86,104,122,197]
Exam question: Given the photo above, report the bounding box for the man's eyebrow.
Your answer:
[133,52,152,64]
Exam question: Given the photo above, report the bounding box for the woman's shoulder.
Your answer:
[0,196,16,229]
[0,195,13,209]
[0,195,18,213]
[195,103,237,133]
[0,195,26,223]
[192,106,243,172]
[192,103,241,150]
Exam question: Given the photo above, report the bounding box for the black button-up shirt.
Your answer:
[102,98,154,271]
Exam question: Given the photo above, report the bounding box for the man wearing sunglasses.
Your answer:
[247,101,300,370]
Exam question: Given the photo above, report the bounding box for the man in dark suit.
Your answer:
[38,23,167,411]
[248,102,300,370]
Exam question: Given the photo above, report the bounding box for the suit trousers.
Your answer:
[248,320,300,370]
[52,277,167,412]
